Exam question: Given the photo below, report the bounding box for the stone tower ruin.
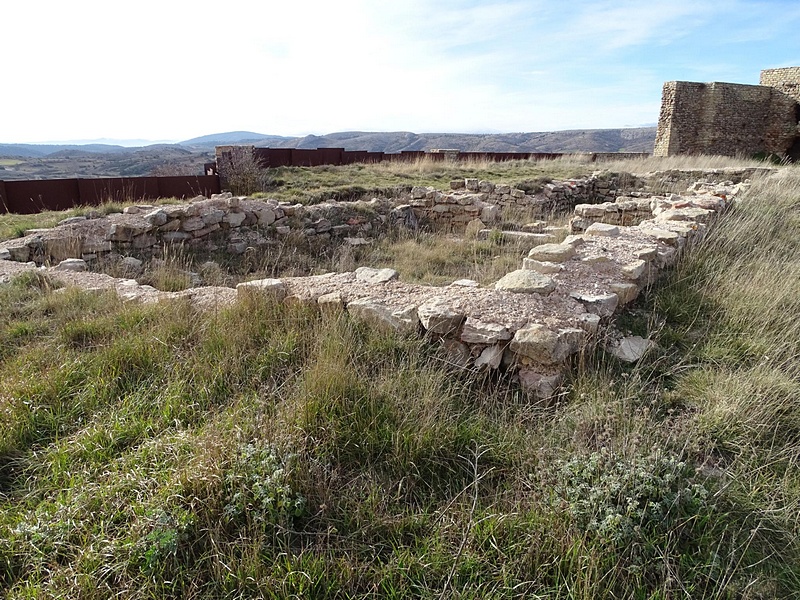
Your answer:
[654,67,800,159]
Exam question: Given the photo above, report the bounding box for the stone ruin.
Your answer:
[0,168,768,398]
[655,67,800,159]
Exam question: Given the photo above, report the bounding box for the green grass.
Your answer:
[1,161,800,598]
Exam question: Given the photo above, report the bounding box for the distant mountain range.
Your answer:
[1,127,656,158]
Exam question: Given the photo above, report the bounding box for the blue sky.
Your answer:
[3,0,799,144]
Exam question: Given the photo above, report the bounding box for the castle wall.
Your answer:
[654,81,797,157]
[760,67,800,104]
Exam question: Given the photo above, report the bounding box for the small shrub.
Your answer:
[222,442,306,528]
[553,449,710,547]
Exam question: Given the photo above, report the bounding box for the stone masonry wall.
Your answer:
[760,67,800,104]
[654,80,798,157]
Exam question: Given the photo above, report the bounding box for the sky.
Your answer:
[2,0,800,144]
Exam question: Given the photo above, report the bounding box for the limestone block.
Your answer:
[584,223,620,237]
[191,223,221,238]
[108,223,152,242]
[132,234,158,249]
[570,292,619,317]
[159,219,182,232]
[164,206,187,219]
[634,247,658,261]
[510,188,525,199]
[621,260,647,280]
[355,267,398,284]
[144,209,168,227]
[6,245,31,262]
[475,345,503,369]
[54,258,87,272]
[461,318,512,344]
[578,313,601,334]
[562,235,585,247]
[442,339,471,368]
[450,180,466,190]
[411,186,431,199]
[255,207,276,225]
[478,180,495,193]
[223,211,247,227]
[495,269,556,295]
[609,282,639,305]
[527,243,576,262]
[499,231,556,250]
[465,178,479,191]
[575,204,606,218]
[518,371,562,399]
[418,300,465,336]
[202,210,225,226]
[120,256,143,272]
[495,184,511,195]
[640,227,680,245]
[347,298,418,334]
[610,336,654,362]
[522,258,564,274]
[510,325,583,365]
[0,248,10,261]
[236,278,287,302]
[181,217,205,232]
[58,216,87,226]
[317,292,344,313]
[450,279,480,288]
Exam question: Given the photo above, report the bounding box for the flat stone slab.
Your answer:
[494,269,556,295]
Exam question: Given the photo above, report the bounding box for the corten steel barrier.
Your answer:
[0,175,221,215]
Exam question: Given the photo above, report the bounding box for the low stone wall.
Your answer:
[568,175,751,233]
[0,169,755,399]
[405,174,620,231]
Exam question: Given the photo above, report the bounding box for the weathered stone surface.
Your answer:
[570,292,619,317]
[610,336,654,362]
[355,267,398,284]
[58,216,87,226]
[0,249,11,261]
[510,324,582,365]
[144,209,168,227]
[522,258,564,274]
[202,210,225,226]
[640,227,680,245]
[108,223,151,242]
[417,301,465,336]
[617,258,644,279]
[451,279,480,288]
[578,313,601,334]
[634,247,658,261]
[584,222,620,237]
[347,298,418,333]
[461,318,512,345]
[527,243,576,262]
[236,278,287,301]
[442,339,471,368]
[223,211,247,227]
[120,256,143,272]
[54,258,87,272]
[609,282,639,305]
[494,269,556,295]
[518,371,562,399]
[181,217,205,232]
[5,245,30,262]
[475,345,503,369]
[317,292,344,313]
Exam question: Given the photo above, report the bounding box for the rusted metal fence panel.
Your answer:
[0,175,221,215]
[3,178,82,214]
